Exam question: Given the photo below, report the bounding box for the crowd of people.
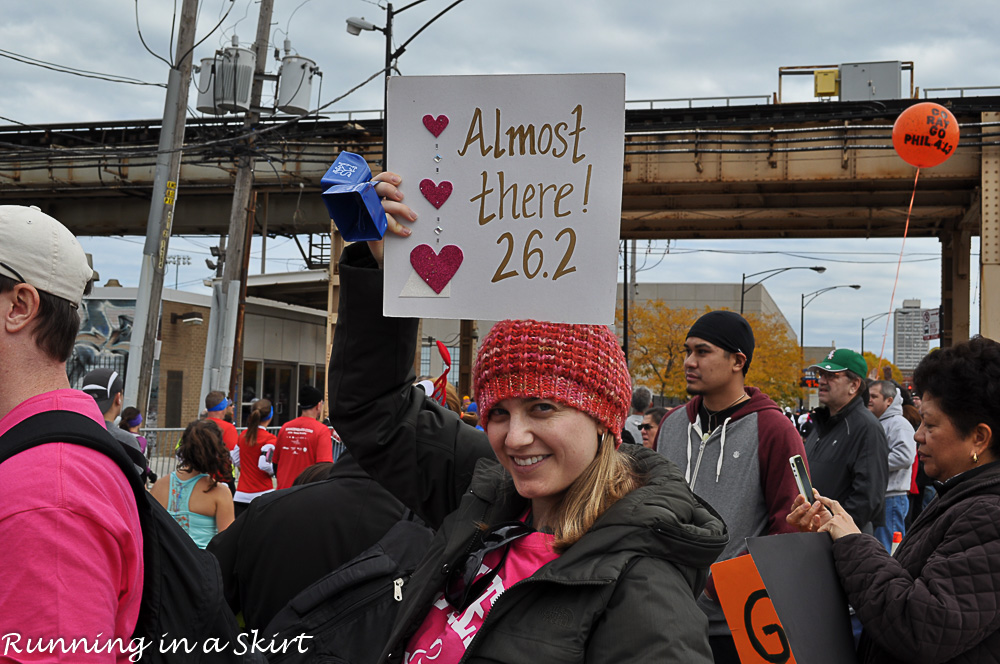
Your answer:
[3,184,1000,664]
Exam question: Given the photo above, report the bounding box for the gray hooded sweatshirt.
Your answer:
[878,388,916,497]
[656,387,807,637]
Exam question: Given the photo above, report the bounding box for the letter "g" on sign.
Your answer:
[744,589,791,663]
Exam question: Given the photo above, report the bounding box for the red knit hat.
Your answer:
[473,319,631,447]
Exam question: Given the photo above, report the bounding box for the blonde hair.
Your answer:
[445,382,461,415]
[549,433,640,553]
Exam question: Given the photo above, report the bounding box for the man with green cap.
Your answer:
[803,348,889,534]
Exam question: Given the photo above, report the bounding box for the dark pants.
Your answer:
[709,634,742,663]
[234,500,251,519]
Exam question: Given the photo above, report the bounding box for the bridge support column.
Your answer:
[940,226,971,349]
[980,112,1000,342]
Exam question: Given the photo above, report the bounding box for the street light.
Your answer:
[861,311,893,356]
[165,254,191,290]
[800,284,862,353]
[740,265,826,314]
[346,0,470,161]
[799,284,861,407]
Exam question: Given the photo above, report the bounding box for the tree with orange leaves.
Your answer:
[741,311,804,407]
[619,301,803,406]
[862,352,904,383]
[618,299,695,399]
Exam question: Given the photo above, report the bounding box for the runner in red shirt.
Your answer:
[205,390,239,452]
[273,385,333,489]
[204,390,239,493]
[234,399,277,516]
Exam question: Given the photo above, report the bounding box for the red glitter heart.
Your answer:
[422,114,449,137]
[409,244,463,294]
[419,179,453,209]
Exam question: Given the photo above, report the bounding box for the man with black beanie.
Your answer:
[272,385,333,489]
[655,310,806,664]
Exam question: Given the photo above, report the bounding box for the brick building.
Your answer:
[73,286,327,428]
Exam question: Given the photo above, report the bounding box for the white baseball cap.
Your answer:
[0,205,94,306]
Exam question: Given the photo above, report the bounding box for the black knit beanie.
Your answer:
[299,385,324,409]
[686,311,755,374]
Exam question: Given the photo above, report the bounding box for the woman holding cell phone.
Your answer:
[328,172,728,664]
[788,336,1000,663]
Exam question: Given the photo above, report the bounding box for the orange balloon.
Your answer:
[892,102,960,168]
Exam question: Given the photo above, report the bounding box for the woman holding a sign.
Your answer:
[788,336,1000,663]
[328,174,728,664]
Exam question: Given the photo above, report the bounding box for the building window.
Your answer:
[420,344,460,384]
[165,371,184,428]
[240,361,262,425]
[300,364,316,389]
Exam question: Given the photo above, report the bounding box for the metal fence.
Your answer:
[142,426,346,481]
[923,85,1000,98]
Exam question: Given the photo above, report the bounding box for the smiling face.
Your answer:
[915,393,985,481]
[486,397,602,521]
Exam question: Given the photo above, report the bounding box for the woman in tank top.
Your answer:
[151,418,235,548]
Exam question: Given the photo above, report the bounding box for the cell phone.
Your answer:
[789,454,815,503]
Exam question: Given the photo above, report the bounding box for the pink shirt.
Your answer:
[0,389,144,663]
[405,531,559,664]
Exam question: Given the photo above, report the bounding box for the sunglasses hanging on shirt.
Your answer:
[444,521,533,611]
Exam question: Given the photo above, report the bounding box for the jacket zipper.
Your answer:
[456,576,611,664]
[389,497,492,663]
[689,436,708,492]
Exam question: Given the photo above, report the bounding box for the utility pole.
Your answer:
[124,0,199,419]
[201,0,274,407]
[227,191,262,424]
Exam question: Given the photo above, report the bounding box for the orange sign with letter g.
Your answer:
[711,555,797,664]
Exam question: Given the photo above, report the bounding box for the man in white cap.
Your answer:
[0,206,143,655]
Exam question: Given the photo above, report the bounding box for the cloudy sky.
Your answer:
[2,0,998,358]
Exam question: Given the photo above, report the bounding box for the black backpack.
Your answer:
[0,410,263,664]
[263,516,434,664]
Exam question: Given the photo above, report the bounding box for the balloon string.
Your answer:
[877,168,920,377]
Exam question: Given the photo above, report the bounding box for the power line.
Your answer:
[0,48,166,87]
[133,0,174,68]
[178,0,238,70]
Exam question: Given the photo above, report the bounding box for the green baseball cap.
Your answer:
[811,348,868,378]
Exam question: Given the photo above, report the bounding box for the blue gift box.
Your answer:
[320,152,388,242]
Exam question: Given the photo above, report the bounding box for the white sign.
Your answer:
[383,73,625,324]
[922,306,941,340]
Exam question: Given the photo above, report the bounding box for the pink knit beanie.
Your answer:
[472,319,631,447]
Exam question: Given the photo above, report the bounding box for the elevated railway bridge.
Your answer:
[1,96,998,347]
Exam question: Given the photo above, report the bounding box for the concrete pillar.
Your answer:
[940,227,971,348]
[981,111,1000,341]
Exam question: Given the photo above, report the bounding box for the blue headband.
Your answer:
[127,413,143,427]
[267,405,274,422]
[207,398,232,412]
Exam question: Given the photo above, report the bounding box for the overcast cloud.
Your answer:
[2,0,997,356]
